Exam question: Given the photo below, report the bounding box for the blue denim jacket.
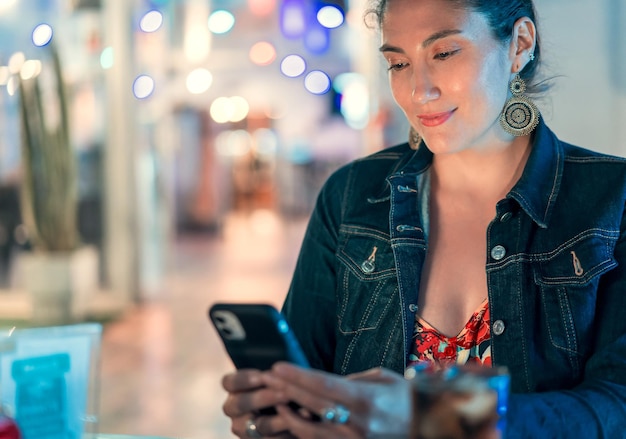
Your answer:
[282,120,626,437]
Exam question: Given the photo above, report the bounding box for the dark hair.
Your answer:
[366,0,546,94]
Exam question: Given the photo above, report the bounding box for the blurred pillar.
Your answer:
[102,0,140,303]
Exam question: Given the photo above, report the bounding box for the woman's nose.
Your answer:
[411,72,440,105]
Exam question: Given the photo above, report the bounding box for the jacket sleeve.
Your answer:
[506,208,626,438]
[281,166,350,372]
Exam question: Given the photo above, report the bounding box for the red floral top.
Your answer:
[407,299,492,370]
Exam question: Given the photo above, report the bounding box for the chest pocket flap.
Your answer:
[535,230,618,286]
[338,227,396,280]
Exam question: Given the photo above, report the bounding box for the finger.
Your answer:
[276,405,361,439]
[346,367,399,383]
[268,363,362,406]
[231,413,295,439]
[254,413,293,437]
[223,387,290,417]
[222,369,265,393]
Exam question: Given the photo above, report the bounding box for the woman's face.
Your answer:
[380,0,515,155]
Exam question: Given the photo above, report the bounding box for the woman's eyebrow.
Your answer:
[421,29,463,47]
[379,28,463,53]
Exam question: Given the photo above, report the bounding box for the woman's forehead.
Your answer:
[380,1,482,44]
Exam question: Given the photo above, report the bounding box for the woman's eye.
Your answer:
[434,49,459,60]
[387,62,407,71]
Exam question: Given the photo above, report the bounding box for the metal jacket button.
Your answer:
[408,304,418,313]
[500,212,513,222]
[490,245,506,260]
[492,319,506,336]
[361,260,375,273]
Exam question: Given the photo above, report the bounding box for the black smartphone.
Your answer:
[209,302,319,419]
[208,302,310,371]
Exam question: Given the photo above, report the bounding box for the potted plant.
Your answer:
[14,43,98,325]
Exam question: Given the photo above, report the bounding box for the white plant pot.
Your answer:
[15,246,99,325]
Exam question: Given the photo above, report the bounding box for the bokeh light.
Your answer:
[20,60,42,80]
[249,41,276,66]
[100,46,114,69]
[139,10,164,33]
[248,0,276,17]
[208,10,235,34]
[279,0,306,39]
[133,75,155,99]
[304,22,329,54]
[317,6,344,29]
[6,76,16,96]
[32,23,53,47]
[334,73,370,129]
[0,0,17,14]
[210,96,250,124]
[229,96,250,122]
[8,52,25,75]
[186,68,213,94]
[304,70,331,95]
[280,54,306,78]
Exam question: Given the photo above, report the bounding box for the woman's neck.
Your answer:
[430,135,532,201]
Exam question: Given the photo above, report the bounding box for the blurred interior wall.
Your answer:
[535,0,625,156]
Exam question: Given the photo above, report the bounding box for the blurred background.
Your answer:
[0,0,624,437]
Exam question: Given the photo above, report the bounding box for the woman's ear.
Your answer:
[509,17,536,73]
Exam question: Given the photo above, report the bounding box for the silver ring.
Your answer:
[245,417,263,438]
[321,404,351,424]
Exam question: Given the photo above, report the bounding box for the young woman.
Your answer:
[221,0,626,437]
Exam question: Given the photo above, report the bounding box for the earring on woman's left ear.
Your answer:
[499,73,540,137]
[409,126,422,150]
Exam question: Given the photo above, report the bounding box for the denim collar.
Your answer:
[388,118,563,229]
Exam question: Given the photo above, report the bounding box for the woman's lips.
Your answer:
[417,109,456,127]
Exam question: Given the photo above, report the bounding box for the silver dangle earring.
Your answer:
[499,73,540,137]
[409,126,422,150]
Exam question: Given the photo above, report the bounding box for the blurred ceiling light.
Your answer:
[0,0,16,14]
[317,5,344,29]
[208,10,235,34]
[249,41,276,66]
[20,60,42,80]
[211,97,234,124]
[185,25,211,63]
[211,96,250,123]
[100,46,114,69]
[8,52,25,75]
[280,54,306,78]
[248,0,276,17]
[279,0,306,39]
[32,23,53,47]
[304,70,331,95]
[186,68,213,94]
[336,73,369,129]
[229,96,250,122]
[185,2,211,62]
[133,74,155,99]
[139,10,164,33]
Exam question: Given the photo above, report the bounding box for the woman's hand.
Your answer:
[263,363,412,439]
[221,368,295,438]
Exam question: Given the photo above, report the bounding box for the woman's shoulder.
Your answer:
[318,142,415,203]
[561,140,626,164]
